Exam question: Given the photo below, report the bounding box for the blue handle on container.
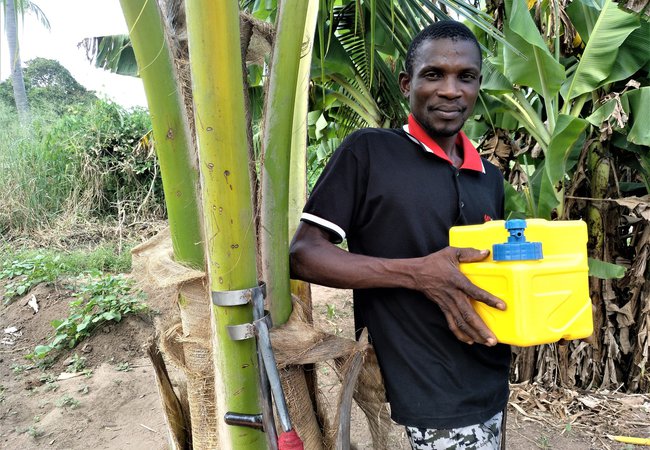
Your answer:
[492,219,543,261]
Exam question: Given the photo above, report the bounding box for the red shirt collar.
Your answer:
[404,114,484,173]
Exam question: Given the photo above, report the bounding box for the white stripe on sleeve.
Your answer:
[300,213,346,242]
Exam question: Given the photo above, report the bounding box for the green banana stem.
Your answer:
[260,0,311,326]
[185,0,264,447]
[119,0,204,268]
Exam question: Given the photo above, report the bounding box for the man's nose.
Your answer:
[437,77,461,98]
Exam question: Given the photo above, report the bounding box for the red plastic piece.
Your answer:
[277,430,304,450]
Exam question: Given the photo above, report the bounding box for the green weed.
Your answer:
[66,354,87,373]
[0,244,134,298]
[28,273,147,360]
[17,425,44,439]
[55,394,80,410]
[39,374,56,384]
[325,303,337,320]
[42,383,59,393]
[0,254,62,302]
[11,364,33,375]
[115,361,132,372]
[536,434,551,449]
[62,245,133,273]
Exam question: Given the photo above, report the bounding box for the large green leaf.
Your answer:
[528,160,560,219]
[504,180,529,218]
[81,35,138,77]
[588,257,626,279]
[545,115,588,185]
[587,87,650,147]
[311,23,356,79]
[604,22,650,86]
[502,0,565,98]
[481,57,514,94]
[625,87,650,146]
[566,0,601,44]
[560,0,639,101]
[585,96,617,127]
[525,116,588,219]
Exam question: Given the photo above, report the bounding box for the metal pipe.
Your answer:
[224,412,264,430]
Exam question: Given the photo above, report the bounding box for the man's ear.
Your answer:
[398,71,411,98]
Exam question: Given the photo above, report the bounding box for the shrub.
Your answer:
[0,99,164,233]
[44,100,163,219]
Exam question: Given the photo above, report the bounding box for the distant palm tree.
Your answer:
[1,0,49,121]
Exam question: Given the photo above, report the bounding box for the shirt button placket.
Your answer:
[454,169,463,209]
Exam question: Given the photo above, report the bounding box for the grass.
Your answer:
[0,100,162,234]
[0,105,76,231]
[0,244,134,303]
[0,242,134,274]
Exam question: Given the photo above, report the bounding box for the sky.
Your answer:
[0,0,147,108]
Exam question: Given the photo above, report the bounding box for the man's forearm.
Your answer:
[289,221,503,345]
[289,222,419,291]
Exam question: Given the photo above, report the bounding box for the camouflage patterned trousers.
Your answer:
[405,411,502,450]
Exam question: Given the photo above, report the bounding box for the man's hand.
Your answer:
[415,246,506,347]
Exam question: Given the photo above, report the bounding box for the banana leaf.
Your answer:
[603,21,650,86]
[561,0,640,101]
[588,257,626,279]
[529,160,559,219]
[587,87,650,147]
[545,115,588,186]
[502,0,565,99]
[566,0,602,44]
[625,87,650,146]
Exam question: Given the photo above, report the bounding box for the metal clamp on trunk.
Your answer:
[212,282,300,449]
[211,283,273,341]
[226,314,273,341]
[211,282,266,307]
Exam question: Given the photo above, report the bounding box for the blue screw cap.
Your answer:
[493,219,543,261]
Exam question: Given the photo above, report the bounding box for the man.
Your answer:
[290,21,510,450]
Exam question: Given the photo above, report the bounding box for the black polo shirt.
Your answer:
[300,120,511,429]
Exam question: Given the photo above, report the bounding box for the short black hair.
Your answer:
[404,21,482,76]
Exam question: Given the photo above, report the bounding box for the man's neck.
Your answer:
[415,119,463,168]
[434,135,462,168]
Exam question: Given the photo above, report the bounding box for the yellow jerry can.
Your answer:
[449,219,593,346]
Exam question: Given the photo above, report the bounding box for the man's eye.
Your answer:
[424,72,441,79]
[461,73,478,81]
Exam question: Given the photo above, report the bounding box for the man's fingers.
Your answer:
[457,307,498,346]
[439,294,498,346]
[458,277,506,311]
[455,247,490,263]
[441,307,475,345]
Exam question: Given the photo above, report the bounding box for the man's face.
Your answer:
[399,38,482,138]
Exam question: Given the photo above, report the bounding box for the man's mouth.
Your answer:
[430,106,463,119]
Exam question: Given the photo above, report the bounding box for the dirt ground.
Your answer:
[1,278,648,449]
